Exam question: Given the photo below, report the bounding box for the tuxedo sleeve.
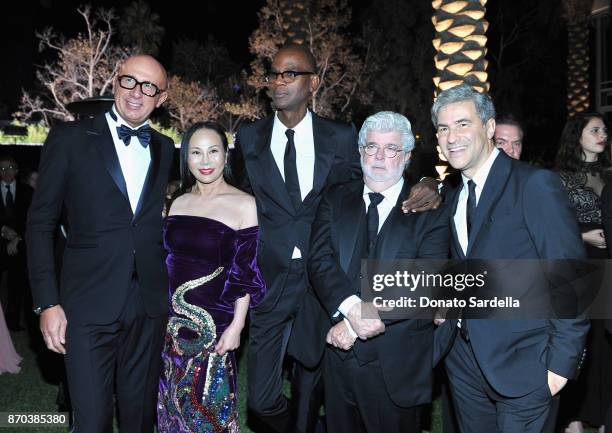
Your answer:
[308,187,358,317]
[26,124,71,308]
[523,169,589,379]
[230,130,253,195]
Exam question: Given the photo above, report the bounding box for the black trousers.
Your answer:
[64,279,166,433]
[324,349,422,433]
[248,259,323,433]
[445,335,556,433]
[4,250,34,331]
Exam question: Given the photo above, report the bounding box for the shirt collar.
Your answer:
[461,147,500,189]
[109,105,149,129]
[1,180,16,188]
[273,110,312,136]
[363,177,404,205]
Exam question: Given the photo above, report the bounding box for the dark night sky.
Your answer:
[0,0,266,115]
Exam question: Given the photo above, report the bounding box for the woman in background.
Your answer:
[157,122,266,433]
[0,299,21,374]
[556,111,611,433]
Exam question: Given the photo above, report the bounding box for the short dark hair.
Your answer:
[0,155,17,166]
[276,44,317,71]
[495,113,524,138]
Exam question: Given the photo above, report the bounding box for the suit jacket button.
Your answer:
[359,273,364,279]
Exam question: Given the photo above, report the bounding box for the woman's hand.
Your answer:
[214,322,243,355]
[582,229,607,249]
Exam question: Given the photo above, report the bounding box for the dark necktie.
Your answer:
[367,192,384,255]
[284,129,301,210]
[466,180,477,237]
[116,124,152,148]
[4,184,14,207]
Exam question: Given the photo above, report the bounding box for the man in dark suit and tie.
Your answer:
[308,111,450,432]
[432,84,589,433]
[27,54,174,433]
[232,45,440,433]
[0,156,33,332]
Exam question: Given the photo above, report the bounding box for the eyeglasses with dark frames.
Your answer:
[117,75,165,97]
[360,144,404,158]
[264,70,315,84]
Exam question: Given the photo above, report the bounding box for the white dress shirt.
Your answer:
[337,178,405,335]
[105,106,151,213]
[453,147,500,255]
[271,110,316,258]
[1,181,16,206]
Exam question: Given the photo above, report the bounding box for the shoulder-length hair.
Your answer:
[555,112,610,173]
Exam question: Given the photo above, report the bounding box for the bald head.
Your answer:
[114,54,169,127]
[275,44,317,72]
[120,54,168,89]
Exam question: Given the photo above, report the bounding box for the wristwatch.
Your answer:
[33,304,58,315]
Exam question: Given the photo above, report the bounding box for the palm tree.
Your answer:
[118,0,165,56]
[279,0,311,45]
[432,0,490,95]
[564,0,594,116]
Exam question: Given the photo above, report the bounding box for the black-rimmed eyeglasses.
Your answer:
[361,144,404,158]
[117,75,165,97]
[264,70,315,84]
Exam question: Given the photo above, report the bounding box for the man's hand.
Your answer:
[547,370,568,397]
[0,225,18,241]
[402,177,442,213]
[326,321,357,351]
[346,302,385,340]
[6,237,21,256]
[40,305,67,355]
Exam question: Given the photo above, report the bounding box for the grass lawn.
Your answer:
[0,330,596,433]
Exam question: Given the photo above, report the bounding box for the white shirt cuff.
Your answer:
[338,295,361,317]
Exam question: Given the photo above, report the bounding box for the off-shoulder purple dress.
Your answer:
[157,215,266,433]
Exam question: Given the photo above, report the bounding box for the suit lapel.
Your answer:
[92,114,130,207]
[448,184,465,259]
[252,116,296,214]
[339,183,366,274]
[305,114,337,207]
[133,131,162,220]
[374,181,412,260]
[466,152,511,256]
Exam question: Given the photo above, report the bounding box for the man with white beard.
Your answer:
[308,111,449,432]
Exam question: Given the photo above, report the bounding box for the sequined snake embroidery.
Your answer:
[164,267,240,432]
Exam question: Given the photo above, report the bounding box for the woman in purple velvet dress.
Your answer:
[157,121,265,433]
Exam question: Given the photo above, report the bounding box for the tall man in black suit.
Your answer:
[232,45,440,433]
[27,55,173,433]
[432,84,589,433]
[0,155,33,331]
[308,111,450,432]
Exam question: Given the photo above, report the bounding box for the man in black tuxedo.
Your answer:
[432,84,589,433]
[27,55,173,433]
[232,45,440,433]
[308,111,450,432]
[0,155,33,332]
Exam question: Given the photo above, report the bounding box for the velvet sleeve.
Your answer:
[221,226,266,308]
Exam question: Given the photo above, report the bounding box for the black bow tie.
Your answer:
[116,124,152,148]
